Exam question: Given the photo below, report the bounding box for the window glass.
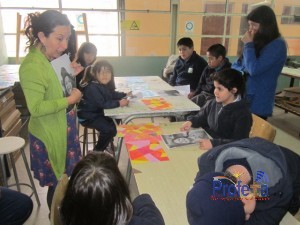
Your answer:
[0,0,58,8]
[64,11,119,34]
[77,35,119,56]
[62,0,116,9]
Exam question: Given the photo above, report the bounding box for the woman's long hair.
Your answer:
[247,5,281,57]
[61,152,133,225]
[76,42,98,67]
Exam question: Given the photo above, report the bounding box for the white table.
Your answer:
[131,122,204,225]
[104,76,200,161]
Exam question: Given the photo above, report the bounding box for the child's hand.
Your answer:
[241,30,254,44]
[180,121,192,131]
[126,91,132,97]
[70,61,84,76]
[199,139,212,150]
[119,99,129,107]
[67,88,82,105]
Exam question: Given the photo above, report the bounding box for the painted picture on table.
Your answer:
[162,128,209,149]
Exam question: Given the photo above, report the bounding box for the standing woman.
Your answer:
[232,5,287,120]
[19,10,83,211]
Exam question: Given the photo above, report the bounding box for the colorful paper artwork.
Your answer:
[141,98,172,110]
[117,123,169,163]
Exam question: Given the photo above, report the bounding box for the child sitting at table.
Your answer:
[180,68,252,150]
[188,43,232,108]
[60,152,165,225]
[77,60,130,153]
[168,37,207,96]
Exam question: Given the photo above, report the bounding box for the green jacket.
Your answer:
[19,47,69,179]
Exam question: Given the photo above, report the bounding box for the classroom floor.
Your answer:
[6,106,300,225]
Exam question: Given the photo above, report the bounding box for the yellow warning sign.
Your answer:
[121,20,140,31]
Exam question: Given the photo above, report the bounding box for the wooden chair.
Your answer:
[249,114,277,142]
[50,174,69,225]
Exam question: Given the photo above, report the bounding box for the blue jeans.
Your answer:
[0,187,33,225]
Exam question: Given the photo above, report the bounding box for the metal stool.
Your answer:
[79,125,97,156]
[0,136,40,206]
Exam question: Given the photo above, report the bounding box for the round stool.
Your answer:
[0,136,41,206]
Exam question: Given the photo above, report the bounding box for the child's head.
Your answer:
[60,152,133,225]
[212,69,245,105]
[76,42,97,67]
[80,60,116,90]
[206,44,226,69]
[177,37,194,60]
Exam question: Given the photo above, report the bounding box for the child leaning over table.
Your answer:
[180,68,252,150]
[77,60,131,153]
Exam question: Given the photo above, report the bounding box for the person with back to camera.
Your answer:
[60,151,165,225]
[189,43,232,108]
[180,68,252,150]
[77,60,131,153]
[168,37,207,96]
[187,137,300,225]
[19,10,83,212]
[186,171,255,225]
[232,5,287,120]
[0,186,33,225]
[75,42,98,89]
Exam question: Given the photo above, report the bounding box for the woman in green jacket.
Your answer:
[19,10,82,211]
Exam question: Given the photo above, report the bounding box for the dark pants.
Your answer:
[0,187,33,225]
[81,116,116,151]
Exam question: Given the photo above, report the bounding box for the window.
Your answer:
[1,0,300,58]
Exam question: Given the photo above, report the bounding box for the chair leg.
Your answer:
[110,140,115,158]
[92,129,96,147]
[82,127,87,156]
[21,147,41,206]
[0,155,8,187]
[9,153,21,192]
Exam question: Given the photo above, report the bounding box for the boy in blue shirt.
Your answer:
[168,37,207,97]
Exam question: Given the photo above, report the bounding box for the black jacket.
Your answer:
[168,51,207,91]
[129,194,165,225]
[187,99,252,147]
[77,81,126,121]
[198,137,300,225]
[194,58,232,96]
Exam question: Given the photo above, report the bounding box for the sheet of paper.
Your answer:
[51,54,76,112]
[174,85,190,97]
[161,128,208,149]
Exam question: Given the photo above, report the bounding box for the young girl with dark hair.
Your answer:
[77,60,130,152]
[61,152,165,225]
[232,5,287,120]
[181,68,252,150]
[75,42,98,89]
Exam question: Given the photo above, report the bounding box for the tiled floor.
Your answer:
[6,106,300,225]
